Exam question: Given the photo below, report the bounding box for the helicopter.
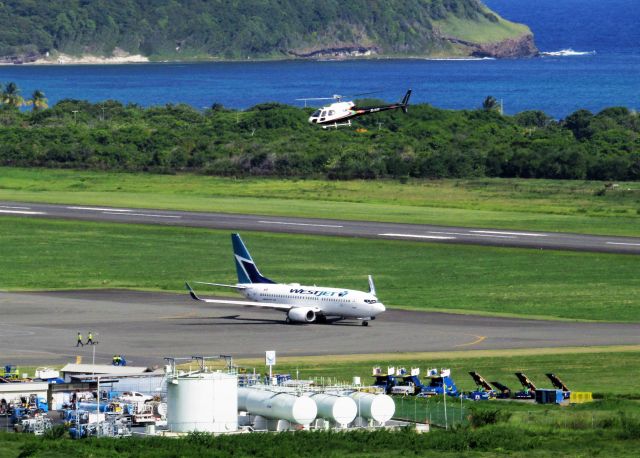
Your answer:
[299,89,412,129]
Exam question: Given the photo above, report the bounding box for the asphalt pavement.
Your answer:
[1,201,639,254]
[1,290,639,367]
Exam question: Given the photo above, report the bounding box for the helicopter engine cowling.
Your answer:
[287,307,316,323]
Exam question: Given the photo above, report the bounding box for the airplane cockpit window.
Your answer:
[311,110,321,118]
[364,299,377,304]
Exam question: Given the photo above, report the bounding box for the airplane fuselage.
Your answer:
[241,283,385,319]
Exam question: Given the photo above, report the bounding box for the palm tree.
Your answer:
[482,95,499,112]
[1,82,26,108]
[29,89,48,111]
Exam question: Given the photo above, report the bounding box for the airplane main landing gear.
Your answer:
[362,321,369,327]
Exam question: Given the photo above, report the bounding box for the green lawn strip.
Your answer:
[1,167,639,236]
[1,217,638,322]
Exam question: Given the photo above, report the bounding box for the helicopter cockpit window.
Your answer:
[311,110,321,118]
[321,111,327,117]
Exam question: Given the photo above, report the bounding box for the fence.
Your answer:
[393,396,468,429]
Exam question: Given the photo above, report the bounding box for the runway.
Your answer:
[2,290,639,366]
[1,201,639,254]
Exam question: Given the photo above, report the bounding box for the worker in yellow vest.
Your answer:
[76,332,84,347]
[86,331,94,345]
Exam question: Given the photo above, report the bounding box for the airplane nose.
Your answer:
[376,303,386,314]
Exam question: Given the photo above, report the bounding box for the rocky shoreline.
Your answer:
[444,34,538,59]
[0,34,538,65]
[0,50,149,65]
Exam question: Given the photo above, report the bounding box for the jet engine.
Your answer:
[287,307,316,323]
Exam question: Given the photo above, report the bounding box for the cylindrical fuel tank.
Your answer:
[349,392,395,423]
[167,372,237,433]
[238,388,317,426]
[310,393,357,427]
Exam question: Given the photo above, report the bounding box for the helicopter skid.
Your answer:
[322,120,352,129]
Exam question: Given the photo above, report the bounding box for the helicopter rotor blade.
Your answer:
[349,90,385,98]
[295,97,336,101]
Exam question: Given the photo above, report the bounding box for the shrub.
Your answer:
[468,407,512,428]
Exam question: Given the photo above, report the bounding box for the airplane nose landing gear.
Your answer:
[362,321,369,327]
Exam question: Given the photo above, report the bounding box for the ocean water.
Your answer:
[0,0,638,118]
[484,0,640,53]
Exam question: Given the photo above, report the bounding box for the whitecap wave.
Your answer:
[541,48,596,57]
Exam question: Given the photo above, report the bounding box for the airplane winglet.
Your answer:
[185,282,201,301]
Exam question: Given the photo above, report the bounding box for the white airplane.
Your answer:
[185,234,385,326]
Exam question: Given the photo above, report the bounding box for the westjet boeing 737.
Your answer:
[185,234,385,326]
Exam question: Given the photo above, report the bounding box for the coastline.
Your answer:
[1,34,538,66]
[32,53,149,65]
[0,53,528,66]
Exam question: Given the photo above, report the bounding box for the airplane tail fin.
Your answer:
[232,234,275,284]
[401,89,412,113]
[368,275,377,296]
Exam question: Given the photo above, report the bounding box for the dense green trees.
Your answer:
[0,85,638,181]
[0,0,519,60]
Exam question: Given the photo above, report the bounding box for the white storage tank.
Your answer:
[349,392,395,424]
[310,393,358,427]
[238,388,317,426]
[167,372,237,433]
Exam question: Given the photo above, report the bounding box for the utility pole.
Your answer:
[443,379,448,430]
[72,110,79,124]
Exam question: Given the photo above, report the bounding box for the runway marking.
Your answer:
[68,206,133,212]
[259,220,343,228]
[428,231,516,239]
[4,349,80,358]
[606,242,640,247]
[0,209,45,215]
[102,212,181,219]
[471,230,547,237]
[0,205,31,210]
[379,233,456,240]
[454,335,487,348]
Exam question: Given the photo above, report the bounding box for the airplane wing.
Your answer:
[185,282,292,311]
[194,281,247,290]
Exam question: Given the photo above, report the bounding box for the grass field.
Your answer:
[434,13,530,44]
[1,217,638,321]
[1,167,639,236]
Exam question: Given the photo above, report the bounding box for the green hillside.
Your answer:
[0,0,536,61]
